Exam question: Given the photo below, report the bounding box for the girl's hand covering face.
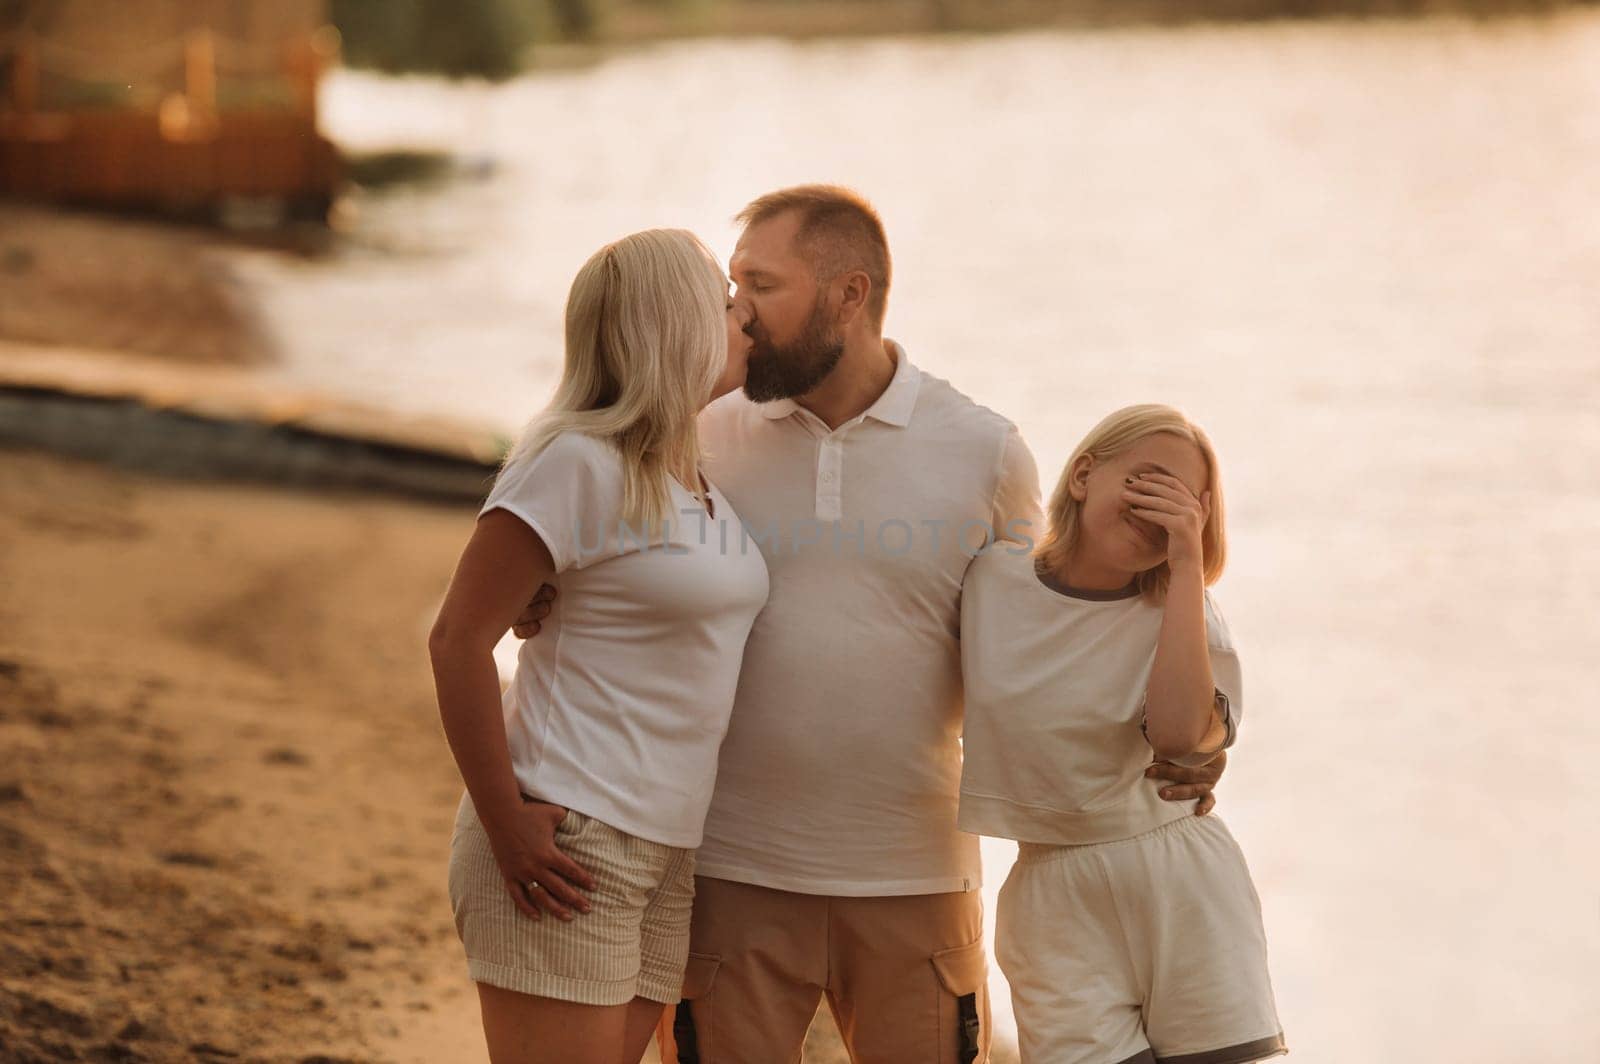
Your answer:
[1121,472,1210,571]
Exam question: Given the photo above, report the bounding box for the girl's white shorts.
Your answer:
[997,813,1286,1064]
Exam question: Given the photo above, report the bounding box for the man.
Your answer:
[514,186,1224,1062]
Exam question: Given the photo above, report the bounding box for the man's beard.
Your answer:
[742,298,845,403]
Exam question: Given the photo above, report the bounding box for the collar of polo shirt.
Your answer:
[758,340,921,429]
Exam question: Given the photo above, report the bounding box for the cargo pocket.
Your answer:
[681,952,720,998]
[664,952,719,1064]
[932,940,990,1064]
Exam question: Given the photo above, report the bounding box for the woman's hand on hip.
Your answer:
[483,798,596,921]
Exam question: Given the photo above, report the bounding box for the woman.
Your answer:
[428,229,769,1064]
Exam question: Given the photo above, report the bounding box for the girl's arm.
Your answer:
[1125,473,1226,764]
[428,509,595,921]
[1143,563,1229,764]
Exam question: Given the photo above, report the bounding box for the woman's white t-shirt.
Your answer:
[481,430,770,848]
[958,547,1242,847]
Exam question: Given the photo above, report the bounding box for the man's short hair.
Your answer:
[736,185,892,329]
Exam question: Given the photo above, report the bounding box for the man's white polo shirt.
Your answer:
[694,342,1043,896]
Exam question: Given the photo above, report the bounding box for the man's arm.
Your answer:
[511,581,558,638]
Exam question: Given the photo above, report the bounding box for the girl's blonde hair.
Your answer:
[1035,403,1228,602]
[504,228,728,533]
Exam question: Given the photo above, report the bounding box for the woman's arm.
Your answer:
[428,509,595,920]
[1126,473,1224,764]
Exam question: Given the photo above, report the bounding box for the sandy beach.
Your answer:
[0,444,878,1063]
[0,447,485,1063]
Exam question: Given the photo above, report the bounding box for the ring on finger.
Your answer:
[525,880,543,894]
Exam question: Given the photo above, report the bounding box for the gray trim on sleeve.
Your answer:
[1216,689,1239,750]
[1156,1031,1288,1064]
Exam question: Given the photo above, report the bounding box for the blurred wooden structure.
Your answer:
[0,0,341,219]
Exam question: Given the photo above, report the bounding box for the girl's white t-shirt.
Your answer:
[958,547,1242,847]
[481,430,770,848]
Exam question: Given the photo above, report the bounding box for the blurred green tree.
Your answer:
[330,0,553,80]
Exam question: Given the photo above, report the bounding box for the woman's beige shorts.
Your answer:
[448,794,696,1006]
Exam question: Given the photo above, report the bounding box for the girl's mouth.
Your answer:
[1125,513,1165,551]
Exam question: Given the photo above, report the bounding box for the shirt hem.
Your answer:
[692,861,982,897]
[958,789,1193,847]
[513,775,704,850]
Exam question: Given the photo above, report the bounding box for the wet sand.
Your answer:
[0,205,279,368]
[0,448,484,1063]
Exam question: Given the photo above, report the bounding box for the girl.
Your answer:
[959,404,1285,1064]
[428,229,770,1064]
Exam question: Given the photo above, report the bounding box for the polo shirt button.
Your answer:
[821,472,835,483]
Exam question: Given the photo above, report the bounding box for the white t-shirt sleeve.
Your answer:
[1203,592,1244,749]
[991,424,1044,548]
[479,432,620,573]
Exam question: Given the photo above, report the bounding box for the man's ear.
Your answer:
[832,270,872,328]
[1067,454,1094,502]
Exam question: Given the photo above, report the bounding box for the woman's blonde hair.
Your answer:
[504,228,728,533]
[1035,403,1228,602]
